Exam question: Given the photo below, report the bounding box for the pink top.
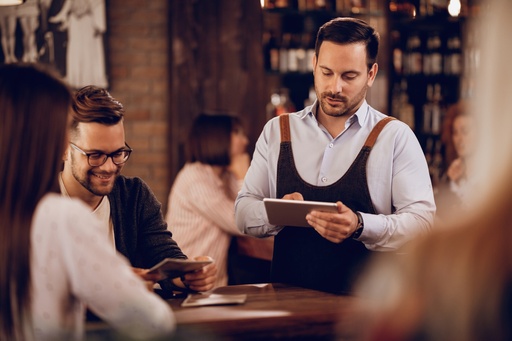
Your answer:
[166,162,243,287]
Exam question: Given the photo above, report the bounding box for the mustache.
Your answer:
[322,92,347,101]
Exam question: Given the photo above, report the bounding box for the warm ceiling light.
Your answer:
[0,0,24,5]
[448,0,462,17]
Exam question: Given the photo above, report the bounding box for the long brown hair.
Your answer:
[0,64,72,339]
[186,113,243,166]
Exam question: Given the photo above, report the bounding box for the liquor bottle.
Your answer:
[266,91,281,121]
[389,0,416,17]
[397,80,415,129]
[263,30,280,72]
[431,139,444,189]
[444,35,462,75]
[306,33,316,72]
[429,33,443,75]
[267,88,296,120]
[296,34,309,73]
[279,33,291,73]
[391,30,404,75]
[304,86,317,107]
[423,84,433,133]
[405,34,422,75]
[287,34,299,73]
[276,88,295,116]
[430,83,443,135]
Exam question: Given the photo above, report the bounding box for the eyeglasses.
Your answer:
[69,142,133,167]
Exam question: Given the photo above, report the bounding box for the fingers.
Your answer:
[182,258,217,292]
[282,192,304,201]
[307,214,352,243]
[306,202,355,243]
[132,267,163,282]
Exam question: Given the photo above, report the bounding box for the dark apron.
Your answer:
[271,114,395,294]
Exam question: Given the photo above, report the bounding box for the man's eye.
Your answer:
[89,153,104,160]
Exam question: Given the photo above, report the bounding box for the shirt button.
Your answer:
[321,177,327,183]
[329,143,334,148]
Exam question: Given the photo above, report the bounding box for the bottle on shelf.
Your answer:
[296,34,309,73]
[389,0,417,17]
[423,83,444,135]
[266,88,296,120]
[430,83,443,135]
[423,84,434,134]
[279,33,291,73]
[263,30,280,72]
[431,139,444,190]
[304,86,317,107]
[391,30,404,76]
[405,34,423,75]
[444,34,462,75]
[305,33,315,72]
[287,34,299,72]
[397,80,415,130]
[424,33,443,76]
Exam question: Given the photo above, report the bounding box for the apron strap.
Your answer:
[279,114,291,143]
[364,116,396,148]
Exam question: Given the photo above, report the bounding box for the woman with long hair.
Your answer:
[0,63,175,340]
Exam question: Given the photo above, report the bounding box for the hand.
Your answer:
[228,153,250,180]
[282,192,304,201]
[132,267,163,291]
[305,201,359,243]
[180,256,217,292]
[447,158,466,183]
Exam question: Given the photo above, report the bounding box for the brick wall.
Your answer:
[107,0,171,210]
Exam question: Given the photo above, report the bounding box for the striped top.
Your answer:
[165,162,243,287]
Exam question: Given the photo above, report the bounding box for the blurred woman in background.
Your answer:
[166,113,272,288]
[435,101,477,221]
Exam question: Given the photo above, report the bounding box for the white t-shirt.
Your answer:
[29,193,175,340]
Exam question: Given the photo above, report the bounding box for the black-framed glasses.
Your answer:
[69,142,133,167]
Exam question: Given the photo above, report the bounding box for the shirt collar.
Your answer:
[300,99,369,127]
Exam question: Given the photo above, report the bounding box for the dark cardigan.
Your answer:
[108,175,187,291]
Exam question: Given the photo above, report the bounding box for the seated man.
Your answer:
[60,85,216,293]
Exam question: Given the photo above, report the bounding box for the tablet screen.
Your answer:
[263,198,338,227]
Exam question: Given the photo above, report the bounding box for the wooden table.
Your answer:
[168,283,359,341]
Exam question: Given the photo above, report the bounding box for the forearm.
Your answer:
[235,193,282,237]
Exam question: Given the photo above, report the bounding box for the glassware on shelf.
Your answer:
[266,88,296,120]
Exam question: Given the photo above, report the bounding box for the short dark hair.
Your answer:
[187,113,243,166]
[315,17,380,70]
[70,86,124,138]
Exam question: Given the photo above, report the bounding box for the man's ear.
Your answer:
[367,63,378,87]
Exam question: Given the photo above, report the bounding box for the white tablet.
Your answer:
[263,198,338,227]
[147,258,213,280]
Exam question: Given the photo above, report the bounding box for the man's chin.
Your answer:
[320,102,346,117]
[87,182,115,196]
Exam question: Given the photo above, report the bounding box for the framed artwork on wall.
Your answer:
[0,0,108,89]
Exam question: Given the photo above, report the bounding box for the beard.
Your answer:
[317,83,369,118]
[70,153,120,196]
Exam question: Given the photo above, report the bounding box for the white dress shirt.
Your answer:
[235,100,435,251]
